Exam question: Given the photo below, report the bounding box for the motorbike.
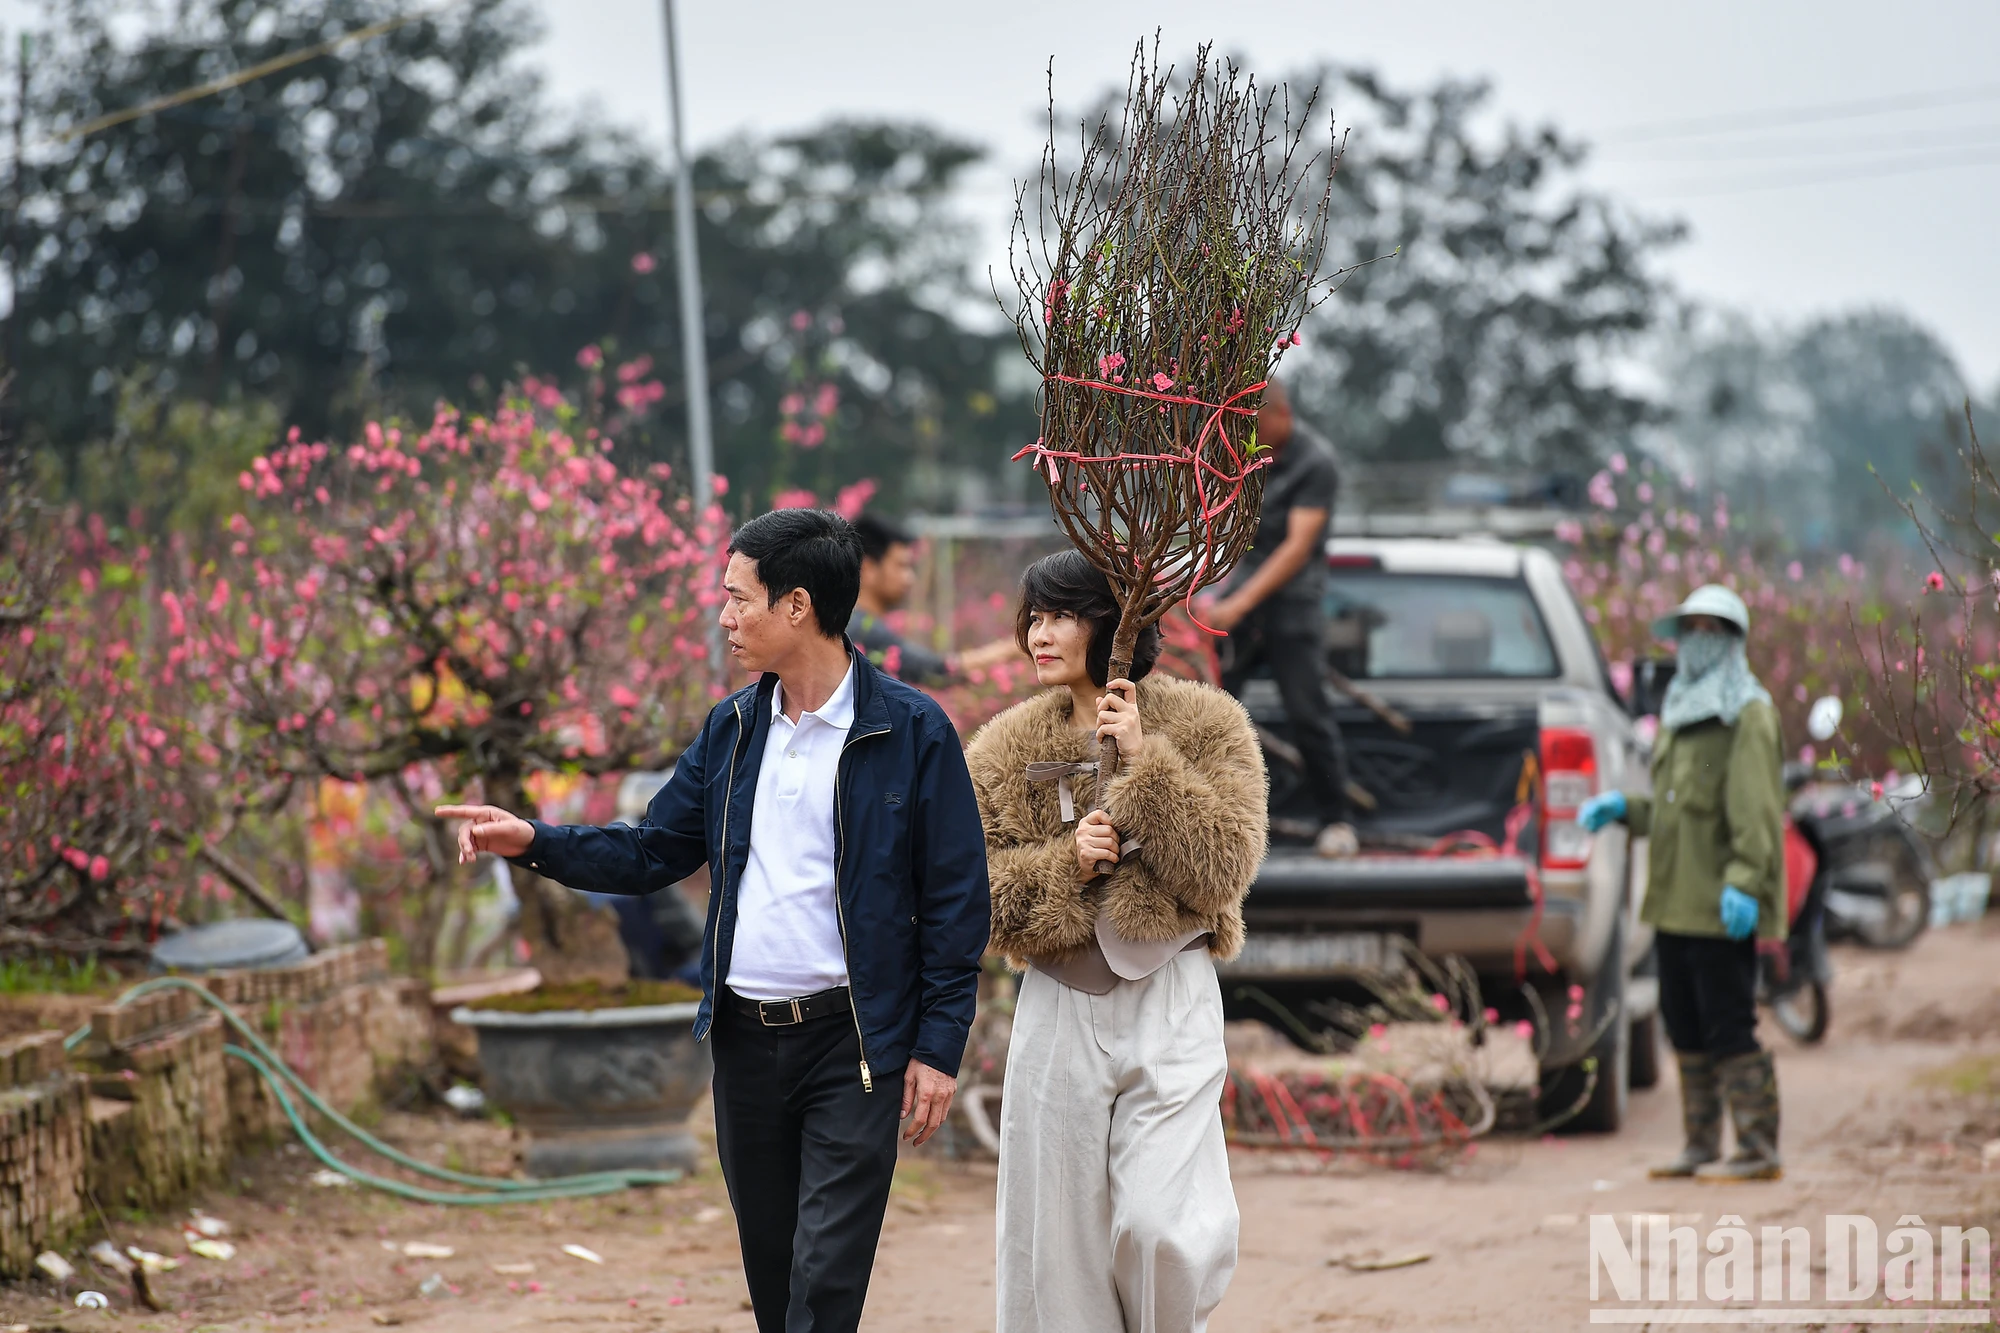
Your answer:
[1756,695,1937,1044]
[1760,783,1832,1043]
[1789,778,1932,951]
[1789,691,1932,951]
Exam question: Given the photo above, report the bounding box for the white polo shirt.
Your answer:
[725,661,856,1001]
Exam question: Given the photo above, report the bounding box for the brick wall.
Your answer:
[0,939,434,1278]
[69,987,233,1214]
[0,1032,89,1279]
[221,941,432,1143]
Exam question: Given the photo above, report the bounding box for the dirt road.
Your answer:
[10,922,2000,1332]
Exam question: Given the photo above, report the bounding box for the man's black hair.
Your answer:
[727,509,863,638]
[852,512,915,563]
[1013,549,1162,687]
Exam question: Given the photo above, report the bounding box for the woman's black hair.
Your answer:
[1013,549,1161,687]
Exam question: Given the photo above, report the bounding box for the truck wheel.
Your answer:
[1543,959,1631,1135]
[1628,1012,1661,1090]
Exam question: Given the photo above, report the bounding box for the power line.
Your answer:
[1599,81,2000,146]
[1632,145,2000,199]
[43,13,422,148]
[1598,122,2000,163]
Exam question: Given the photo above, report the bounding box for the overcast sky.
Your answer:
[530,0,2000,385]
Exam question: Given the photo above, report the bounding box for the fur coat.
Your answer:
[964,675,1268,966]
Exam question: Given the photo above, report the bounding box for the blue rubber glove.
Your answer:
[1578,790,1627,832]
[1719,885,1760,940]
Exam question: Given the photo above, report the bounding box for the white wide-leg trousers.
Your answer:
[995,948,1239,1333]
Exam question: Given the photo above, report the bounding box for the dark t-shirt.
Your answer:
[1232,420,1339,608]
[849,608,949,683]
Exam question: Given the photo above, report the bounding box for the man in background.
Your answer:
[850,512,1019,685]
[1206,381,1357,859]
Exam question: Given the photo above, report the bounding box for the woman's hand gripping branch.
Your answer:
[1076,678,1144,881]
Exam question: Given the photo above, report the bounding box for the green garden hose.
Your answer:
[65,975,682,1204]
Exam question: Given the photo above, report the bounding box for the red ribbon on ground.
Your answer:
[1014,374,1271,635]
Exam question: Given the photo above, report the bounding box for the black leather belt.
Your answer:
[727,986,853,1027]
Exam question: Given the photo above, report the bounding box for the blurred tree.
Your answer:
[35,374,282,541]
[5,0,1028,514]
[1646,307,1977,547]
[671,121,1025,512]
[1785,310,1970,540]
[1277,68,1685,469]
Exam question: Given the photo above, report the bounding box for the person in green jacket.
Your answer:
[1580,584,1787,1182]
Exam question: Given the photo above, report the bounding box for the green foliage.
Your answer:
[6,0,1031,514]
[14,0,602,442]
[34,376,281,538]
[0,953,109,994]
[1276,67,1684,467]
[684,120,1029,509]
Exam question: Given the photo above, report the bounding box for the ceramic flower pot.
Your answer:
[451,1000,709,1176]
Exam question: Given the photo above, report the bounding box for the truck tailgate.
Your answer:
[1248,851,1535,910]
[1226,852,1544,978]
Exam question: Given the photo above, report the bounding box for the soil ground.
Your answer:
[11,921,2000,1332]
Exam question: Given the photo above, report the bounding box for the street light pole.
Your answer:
[661,0,714,515]
[660,0,723,677]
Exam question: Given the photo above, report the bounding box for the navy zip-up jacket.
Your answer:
[514,646,991,1084]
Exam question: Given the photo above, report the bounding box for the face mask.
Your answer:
[1676,629,1736,679]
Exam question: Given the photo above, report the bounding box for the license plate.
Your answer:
[1217,932,1408,977]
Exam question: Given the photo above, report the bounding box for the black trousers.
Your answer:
[710,996,902,1333]
[1656,930,1761,1059]
[1221,603,1351,825]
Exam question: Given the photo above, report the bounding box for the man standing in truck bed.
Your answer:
[1206,380,1357,859]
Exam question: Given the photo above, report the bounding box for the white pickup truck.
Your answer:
[1225,537,1659,1132]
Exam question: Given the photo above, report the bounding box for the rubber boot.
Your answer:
[1696,1049,1783,1182]
[1649,1052,1723,1178]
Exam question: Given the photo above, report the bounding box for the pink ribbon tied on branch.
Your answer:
[1011,374,1271,635]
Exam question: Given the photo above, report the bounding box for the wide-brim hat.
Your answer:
[1651,583,1750,640]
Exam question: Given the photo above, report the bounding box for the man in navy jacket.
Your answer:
[439,508,991,1333]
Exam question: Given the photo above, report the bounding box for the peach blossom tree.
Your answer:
[169,385,725,967]
[1847,407,2000,821]
[0,491,213,959]
[1555,451,1898,773]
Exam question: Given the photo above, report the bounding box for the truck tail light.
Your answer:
[1540,726,1598,871]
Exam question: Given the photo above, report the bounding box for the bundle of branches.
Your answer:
[1225,948,1498,1163]
[1005,41,1346,805]
[1222,1064,1491,1168]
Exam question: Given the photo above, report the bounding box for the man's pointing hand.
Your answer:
[435,804,536,863]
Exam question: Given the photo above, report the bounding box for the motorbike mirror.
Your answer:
[1807,695,1843,742]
